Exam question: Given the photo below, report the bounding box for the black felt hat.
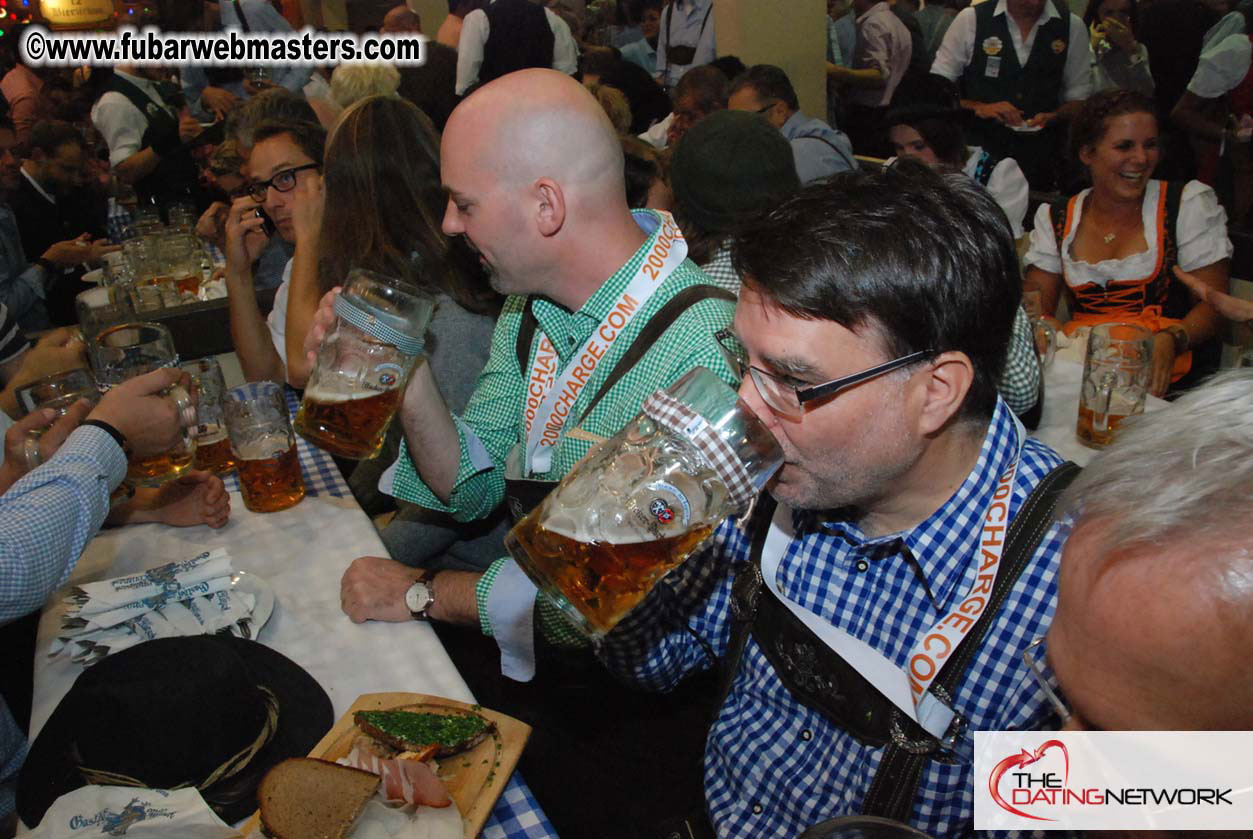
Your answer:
[17,635,333,828]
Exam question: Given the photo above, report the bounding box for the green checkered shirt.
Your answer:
[699,242,741,294]
[1001,306,1042,414]
[389,211,738,640]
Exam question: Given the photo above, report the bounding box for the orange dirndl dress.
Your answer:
[1048,180,1194,381]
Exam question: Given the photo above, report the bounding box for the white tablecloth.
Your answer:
[28,493,475,742]
[23,490,561,838]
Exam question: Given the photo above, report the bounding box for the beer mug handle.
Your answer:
[1093,370,1116,433]
[167,384,198,430]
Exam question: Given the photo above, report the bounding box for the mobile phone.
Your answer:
[254,208,277,237]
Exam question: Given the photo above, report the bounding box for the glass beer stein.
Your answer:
[89,322,197,486]
[15,368,101,472]
[16,368,99,418]
[1076,322,1153,448]
[224,382,306,512]
[182,358,235,474]
[506,367,783,638]
[295,270,435,459]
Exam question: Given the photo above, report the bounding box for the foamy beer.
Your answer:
[1076,322,1152,448]
[224,382,305,512]
[506,367,783,637]
[295,270,435,459]
[89,322,197,486]
[182,358,235,474]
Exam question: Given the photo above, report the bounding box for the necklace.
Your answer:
[1103,232,1116,244]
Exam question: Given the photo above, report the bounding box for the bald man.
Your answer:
[1044,369,1253,731]
[332,70,737,834]
[338,69,736,638]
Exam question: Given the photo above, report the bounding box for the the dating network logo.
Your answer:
[988,739,1070,821]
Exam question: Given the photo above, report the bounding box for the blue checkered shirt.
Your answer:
[0,425,127,819]
[598,399,1069,838]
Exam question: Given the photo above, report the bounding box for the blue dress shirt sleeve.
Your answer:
[0,425,127,625]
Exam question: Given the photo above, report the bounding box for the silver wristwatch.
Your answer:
[404,576,436,621]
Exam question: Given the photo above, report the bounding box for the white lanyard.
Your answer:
[521,210,688,475]
[759,415,1026,738]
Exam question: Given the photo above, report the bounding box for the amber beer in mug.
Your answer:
[295,270,434,459]
[295,386,403,460]
[508,515,715,635]
[193,430,235,474]
[182,358,235,474]
[234,437,304,513]
[224,382,305,513]
[507,368,784,638]
[1076,322,1152,449]
[89,322,197,486]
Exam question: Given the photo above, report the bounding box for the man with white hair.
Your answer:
[1042,369,1253,731]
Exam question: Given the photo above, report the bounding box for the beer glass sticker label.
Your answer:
[373,362,404,390]
[648,481,692,527]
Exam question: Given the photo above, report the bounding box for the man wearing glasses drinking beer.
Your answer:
[586,164,1076,838]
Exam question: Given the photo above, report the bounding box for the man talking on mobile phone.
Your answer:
[223,118,325,386]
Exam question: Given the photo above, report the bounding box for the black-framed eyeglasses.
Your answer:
[1023,637,1072,726]
[716,328,934,420]
[246,163,320,202]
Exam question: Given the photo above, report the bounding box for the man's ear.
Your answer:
[910,351,974,436]
[535,177,566,238]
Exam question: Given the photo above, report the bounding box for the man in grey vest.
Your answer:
[931,0,1093,188]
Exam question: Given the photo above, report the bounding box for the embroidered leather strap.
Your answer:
[716,461,1080,821]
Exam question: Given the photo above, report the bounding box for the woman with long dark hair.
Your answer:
[283,94,495,387]
[285,94,506,570]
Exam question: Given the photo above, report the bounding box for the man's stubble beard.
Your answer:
[771,384,917,514]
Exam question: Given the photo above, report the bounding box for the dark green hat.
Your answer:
[671,109,800,236]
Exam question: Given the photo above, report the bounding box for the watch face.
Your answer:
[405,581,432,614]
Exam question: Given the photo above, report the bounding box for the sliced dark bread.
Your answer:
[257,757,380,839]
[353,709,495,758]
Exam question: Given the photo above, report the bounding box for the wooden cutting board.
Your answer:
[240,692,531,838]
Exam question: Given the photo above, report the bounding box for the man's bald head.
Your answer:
[381,5,422,32]
[439,70,642,304]
[445,69,626,198]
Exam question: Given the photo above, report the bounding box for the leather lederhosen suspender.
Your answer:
[717,460,1080,822]
[504,284,736,521]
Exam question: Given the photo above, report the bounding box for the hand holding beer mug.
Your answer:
[224,382,306,513]
[295,270,435,459]
[1076,322,1152,448]
[14,368,100,471]
[506,367,784,637]
[89,323,197,485]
